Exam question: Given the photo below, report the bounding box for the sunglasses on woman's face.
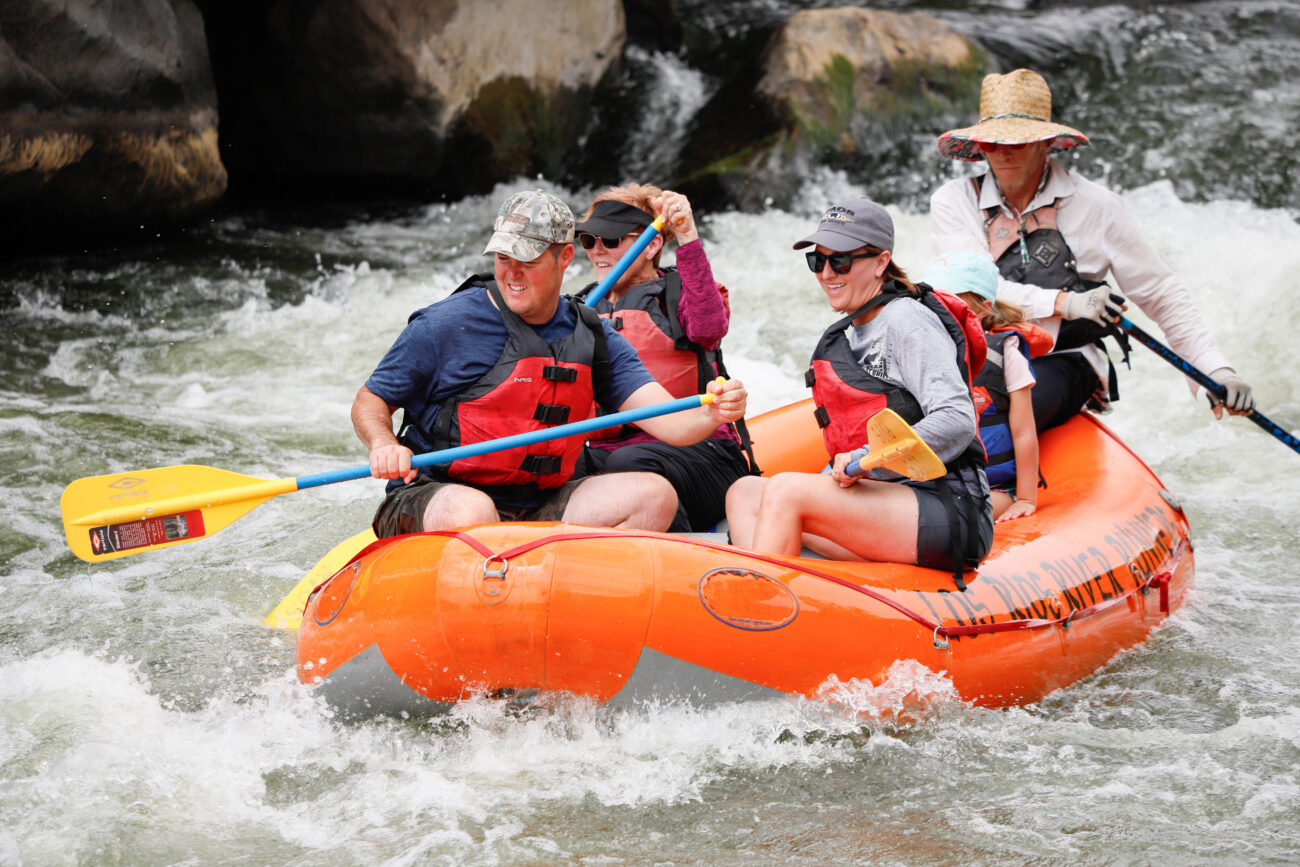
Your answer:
[805,250,881,275]
[578,232,639,250]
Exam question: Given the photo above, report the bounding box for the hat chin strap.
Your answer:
[980,112,1050,123]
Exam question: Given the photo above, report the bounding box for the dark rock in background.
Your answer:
[198,0,627,201]
[0,0,226,243]
[677,8,982,211]
[0,0,982,249]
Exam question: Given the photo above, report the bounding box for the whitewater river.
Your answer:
[2,170,1299,864]
[6,0,1300,859]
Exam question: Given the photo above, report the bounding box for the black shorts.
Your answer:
[576,437,751,532]
[1031,352,1100,433]
[371,475,586,538]
[909,468,994,571]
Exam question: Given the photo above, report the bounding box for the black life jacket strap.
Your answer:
[574,301,613,407]
[937,471,974,592]
[520,454,563,476]
[453,272,496,295]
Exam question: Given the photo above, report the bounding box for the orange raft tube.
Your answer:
[296,400,1193,717]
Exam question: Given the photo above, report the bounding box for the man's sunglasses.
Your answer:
[578,232,640,250]
[805,250,881,275]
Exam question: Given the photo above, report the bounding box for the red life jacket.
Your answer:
[585,269,718,399]
[412,279,610,493]
[805,281,985,470]
[578,272,760,472]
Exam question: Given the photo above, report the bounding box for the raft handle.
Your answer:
[483,555,509,596]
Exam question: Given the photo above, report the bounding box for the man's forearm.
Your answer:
[351,386,400,450]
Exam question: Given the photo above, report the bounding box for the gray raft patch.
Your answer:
[315,643,452,720]
[606,646,787,708]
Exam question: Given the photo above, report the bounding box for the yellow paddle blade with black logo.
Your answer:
[853,409,947,481]
[60,465,297,563]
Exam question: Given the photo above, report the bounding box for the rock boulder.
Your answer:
[0,0,226,235]
[208,0,626,196]
[678,7,983,210]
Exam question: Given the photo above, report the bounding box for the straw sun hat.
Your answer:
[937,69,1089,162]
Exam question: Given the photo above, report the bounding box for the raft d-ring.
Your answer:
[1061,609,1077,631]
[483,555,509,581]
[932,626,950,651]
[482,556,509,597]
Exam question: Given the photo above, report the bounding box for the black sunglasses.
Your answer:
[805,250,881,275]
[578,232,640,250]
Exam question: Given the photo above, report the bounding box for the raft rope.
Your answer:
[386,529,1186,651]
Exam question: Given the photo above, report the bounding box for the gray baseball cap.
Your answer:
[793,197,894,253]
[483,189,576,260]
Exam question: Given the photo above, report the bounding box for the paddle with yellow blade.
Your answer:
[60,390,719,563]
[845,409,947,481]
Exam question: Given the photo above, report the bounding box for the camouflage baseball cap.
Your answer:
[483,189,576,260]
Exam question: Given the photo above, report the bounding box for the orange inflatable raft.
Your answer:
[294,400,1193,717]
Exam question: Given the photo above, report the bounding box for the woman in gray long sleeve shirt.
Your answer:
[727,197,992,574]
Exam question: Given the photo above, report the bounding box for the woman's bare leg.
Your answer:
[750,472,920,562]
[723,475,768,548]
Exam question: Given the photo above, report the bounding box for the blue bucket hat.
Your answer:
[922,250,999,301]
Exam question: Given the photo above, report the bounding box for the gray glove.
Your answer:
[1207,367,1255,414]
[1058,286,1127,326]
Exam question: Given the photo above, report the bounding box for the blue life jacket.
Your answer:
[973,330,1031,488]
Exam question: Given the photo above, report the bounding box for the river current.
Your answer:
[4,2,1300,865]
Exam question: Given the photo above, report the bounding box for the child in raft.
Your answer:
[922,250,1049,523]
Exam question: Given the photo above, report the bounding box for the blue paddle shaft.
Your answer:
[582,220,664,307]
[294,393,709,489]
[1118,317,1300,455]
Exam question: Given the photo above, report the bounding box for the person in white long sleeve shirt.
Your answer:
[930,68,1254,431]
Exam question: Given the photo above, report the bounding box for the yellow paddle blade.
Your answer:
[857,409,947,481]
[60,465,297,563]
[263,528,377,630]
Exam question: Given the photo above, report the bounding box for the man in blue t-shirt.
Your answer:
[351,189,748,537]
